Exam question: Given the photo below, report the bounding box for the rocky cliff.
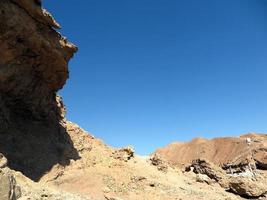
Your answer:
[0,0,77,123]
[0,0,79,182]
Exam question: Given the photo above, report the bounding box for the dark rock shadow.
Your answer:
[0,115,80,182]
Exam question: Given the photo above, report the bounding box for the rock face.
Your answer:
[254,148,267,170]
[228,177,267,198]
[0,0,79,182]
[186,158,267,198]
[0,0,77,124]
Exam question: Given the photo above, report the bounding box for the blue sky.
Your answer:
[44,0,267,155]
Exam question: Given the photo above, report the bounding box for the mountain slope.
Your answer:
[154,133,267,169]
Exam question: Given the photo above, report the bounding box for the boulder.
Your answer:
[228,177,267,198]
[185,159,228,188]
[186,159,225,182]
[112,146,134,162]
[254,148,267,170]
[195,174,214,185]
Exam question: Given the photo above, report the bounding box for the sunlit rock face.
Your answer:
[0,0,77,124]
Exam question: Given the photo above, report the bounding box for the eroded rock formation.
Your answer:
[0,0,78,181]
[0,0,77,124]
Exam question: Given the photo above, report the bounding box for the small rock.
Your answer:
[148,181,159,188]
[104,194,124,200]
[0,154,7,169]
[131,176,146,182]
[112,146,134,162]
[195,174,214,185]
[150,154,168,172]
[103,187,111,193]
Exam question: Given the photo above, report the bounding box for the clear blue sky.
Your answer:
[44,0,267,155]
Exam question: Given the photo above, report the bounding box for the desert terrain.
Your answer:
[0,1,266,199]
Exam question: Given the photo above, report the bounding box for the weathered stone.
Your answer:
[0,172,17,200]
[186,159,225,182]
[185,159,229,188]
[112,146,134,162]
[0,154,8,169]
[254,148,267,170]
[195,174,214,185]
[228,177,267,198]
[150,153,168,172]
[0,0,77,123]
[10,0,61,29]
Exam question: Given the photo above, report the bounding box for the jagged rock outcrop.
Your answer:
[0,0,77,124]
[185,159,229,188]
[186,159,226,182]
[254,148,267,170]
[111,146,135,162]
[186,158,267,198]
[0,0,79,182]
[228,176,267,198]
[158,135,267,199]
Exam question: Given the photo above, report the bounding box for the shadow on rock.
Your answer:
[0,117,80,182]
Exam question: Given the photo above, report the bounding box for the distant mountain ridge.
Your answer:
[154,133,267,170]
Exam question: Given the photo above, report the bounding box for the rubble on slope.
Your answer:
[186,158,267,199]
[149,153,168,172]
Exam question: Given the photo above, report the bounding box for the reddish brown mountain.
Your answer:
[154,133,267,170]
